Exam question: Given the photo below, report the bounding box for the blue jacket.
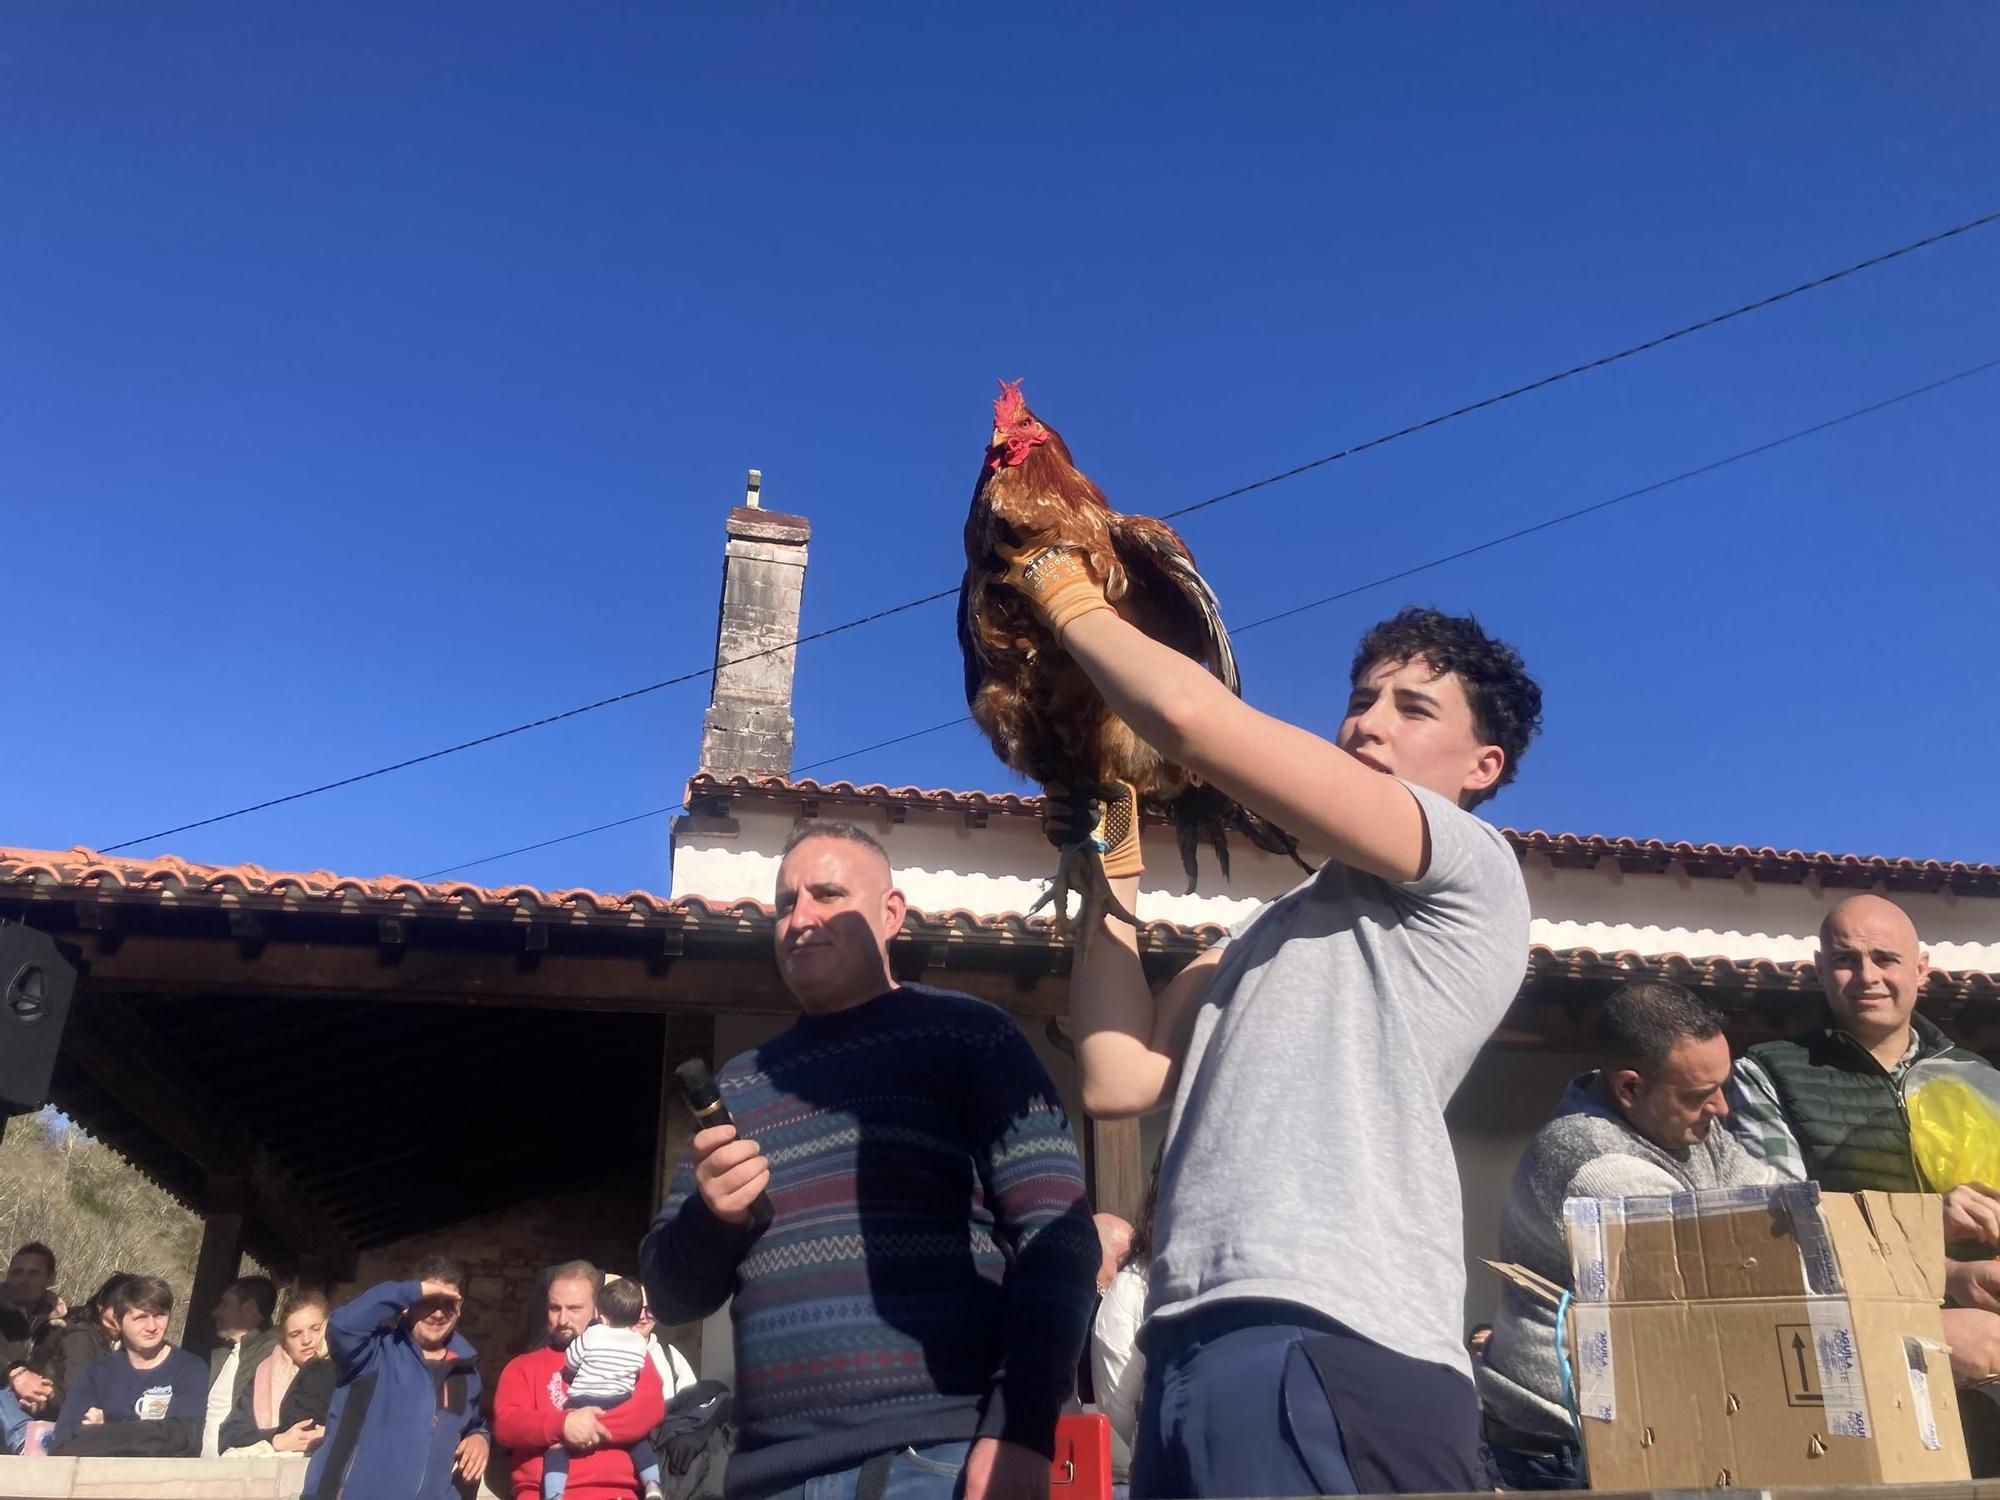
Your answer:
[303,1281,485,1500]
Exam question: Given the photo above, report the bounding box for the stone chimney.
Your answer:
[697,470,812,777]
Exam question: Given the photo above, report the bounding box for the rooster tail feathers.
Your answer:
[1164,784,1311,894]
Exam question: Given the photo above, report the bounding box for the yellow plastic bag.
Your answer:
[1905,1059,2000,1190]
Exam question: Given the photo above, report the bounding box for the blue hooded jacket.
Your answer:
[303,1280,486,1500]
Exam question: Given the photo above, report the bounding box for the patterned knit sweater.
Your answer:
[640,985,1099,1500]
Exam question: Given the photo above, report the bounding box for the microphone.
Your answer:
[673,1059,773,1230]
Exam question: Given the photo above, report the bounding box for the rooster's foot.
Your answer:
[1026,841,1139,938]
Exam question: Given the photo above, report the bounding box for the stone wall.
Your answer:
[0,1455,305,1498]
[332,1175,654,1394]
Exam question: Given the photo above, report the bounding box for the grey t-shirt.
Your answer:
[1148,781,1529,1379]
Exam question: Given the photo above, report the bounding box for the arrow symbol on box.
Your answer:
[1793,1333,1812,1391]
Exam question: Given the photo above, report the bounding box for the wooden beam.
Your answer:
[654,1014,716,1211]
[1088,1118,1144,1225]
[61,995,359,1278]
[68,937,1081,1018]
[652,1013,716,1374]
[180,1174,246,1359]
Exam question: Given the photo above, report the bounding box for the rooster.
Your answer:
[957,380,1302,930]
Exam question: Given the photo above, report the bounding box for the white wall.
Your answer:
[673,804,1290,928]
[676,802,2000,970]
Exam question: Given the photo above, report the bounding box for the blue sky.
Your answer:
[5,4,1997,894]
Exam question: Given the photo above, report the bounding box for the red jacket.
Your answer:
[493,1346,668,1500]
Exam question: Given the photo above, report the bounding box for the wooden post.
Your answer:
[652,1013,717,1371]
[1089,1117,1144,1225]
[292,1252,333,1296]
[180,1174,247,1357]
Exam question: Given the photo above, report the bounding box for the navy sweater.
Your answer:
[642,986,1099,1499]
[50,1345,208,1454]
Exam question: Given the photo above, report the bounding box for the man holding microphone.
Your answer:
[642,821,1099,1500]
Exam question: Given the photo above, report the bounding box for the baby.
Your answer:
[545,1276,663,1500]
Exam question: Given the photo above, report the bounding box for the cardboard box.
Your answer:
[1544,1184,1968,1488]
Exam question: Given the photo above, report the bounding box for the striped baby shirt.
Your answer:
[563,1323,651,1403]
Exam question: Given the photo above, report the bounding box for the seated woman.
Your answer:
[219,1289,335,1458]
[19,1274,134,1457]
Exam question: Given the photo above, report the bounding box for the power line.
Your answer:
[416,716,970,878]
[1232,354,2000,633]
[101,586,956,851]
[1159,208,2000,521]
[101,209,2000,852]
[411,354,2000,881]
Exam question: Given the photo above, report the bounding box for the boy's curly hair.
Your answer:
[1351,608,1543,806]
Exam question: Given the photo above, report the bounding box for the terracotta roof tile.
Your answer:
[687,774,2000,896]
[5,846,1992,994]
[0,845,681,925]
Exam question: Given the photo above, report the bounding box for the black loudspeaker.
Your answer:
[0,923,78,1114]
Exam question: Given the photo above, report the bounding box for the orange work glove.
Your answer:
[998,543,1114,636]
[1042,781,1144,880]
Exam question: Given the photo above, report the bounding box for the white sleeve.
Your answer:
[665,1341,696,1397]
[1090,1268,1149,1450]
[648,1334,696,1398]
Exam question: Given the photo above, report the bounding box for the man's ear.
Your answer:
[1607,1067,1644,1114]
[884,886,908,934]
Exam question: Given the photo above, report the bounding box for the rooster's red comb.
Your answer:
[993,379,1031,430]
[988,380,1050,469]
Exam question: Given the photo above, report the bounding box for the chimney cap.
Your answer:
[745,469,762,508]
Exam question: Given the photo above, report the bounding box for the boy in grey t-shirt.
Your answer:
[1001,550,1541,1498]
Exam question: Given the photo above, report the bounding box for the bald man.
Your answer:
[641,820,1099,1500]
[1727,893,2000,1388]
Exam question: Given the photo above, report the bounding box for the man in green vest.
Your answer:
[1727,893,2000,1388]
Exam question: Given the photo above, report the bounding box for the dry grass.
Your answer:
[0,1109,205,1340]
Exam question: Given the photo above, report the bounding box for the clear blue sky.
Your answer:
[6,4,1997,895]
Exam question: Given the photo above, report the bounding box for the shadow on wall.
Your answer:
[1448,1048,1594,1331]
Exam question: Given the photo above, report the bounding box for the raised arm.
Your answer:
[326,1281,416,1378]
[1067,857,1221,1119]
[1059,609,1429,882]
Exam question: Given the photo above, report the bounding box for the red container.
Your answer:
[1051,1412,1113,1500]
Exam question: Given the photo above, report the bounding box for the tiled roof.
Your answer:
[0,845,1213,950]
[5,846,1994,996]
[0,845,686,925]
[688,773,1045,819]
[1523,945,1998,1001]
[686,774,2000,896]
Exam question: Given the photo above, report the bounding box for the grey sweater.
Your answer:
[1476,1073,1780,1441]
